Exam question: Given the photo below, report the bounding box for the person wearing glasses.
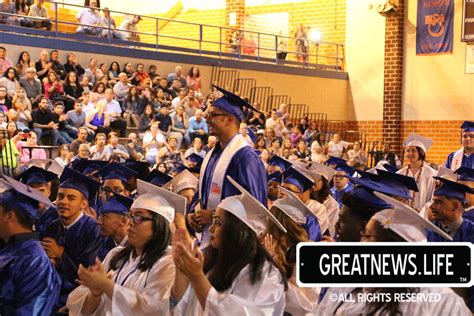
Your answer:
[192,86,268,249]
[67,179,180,316]
[445,121,474,170]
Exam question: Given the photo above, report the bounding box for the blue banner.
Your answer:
[416,0,453,55]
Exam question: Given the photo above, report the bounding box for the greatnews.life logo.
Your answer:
[297,242,474,287]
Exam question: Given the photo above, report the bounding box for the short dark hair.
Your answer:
[1,206,34,229]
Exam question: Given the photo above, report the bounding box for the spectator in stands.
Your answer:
[54,144,70,167]
[117,15,142,41]
[148,64,159,80]
[377,142,402,169]
[290,125,303,148]
[13,87,31,112]
[16,51,34,77]
[32,97,59,145]
[239,122,253,145]
[35,49,51,81]
[0,0,20,26]
[122,62,135,83]
[85,101,111,135]
[132,63,149,86]
[89,132,111,160]
[304,120,319,143]
[184,136,206,159]
[107,131,129,162]
[228,30,239,54]
[170,104,189,148]
[154,105,172,135]
[241,33,256,55]
[203,134,217,153]
[0,111,7,129]
[277,103,289,125]
[141,86,156,108]
[266,109,286,138]
[126,132,144,161]
[254,135,265,151]
[310,133,328,163]
[107,61,120,86]
[264,127,276,148]
[295,23,308,63]
[281,138,292,156]
[347,141,368,170]
[113,72,129,106]
[160,135,185,174]
[52,101,75,144]
[99,7,118,38]
[28,0,52,30]
[168,78,182,99]
[8,97,31,131]
[156,88,171,109]
[19,67,41,103]
[64,52,85,77]
[138,104,155,133]
[75,0,100,35]
[0,67,20,98]
[63,71,83,111]
[156,162,166,173]
[295,139,310,161]
[103,88,126,137]
[69,126,89,156]
[277,35,288,60]
[43,71,64,101]
[299,116,309,133]
[171,88,186,109]
[15,0,30,26]
[156,77,172,98]
[123,85,143,127]
[50,50,66,80]
[80,75,91,93]
[90,81,106,104]
[186,66,202,94]
[0,86,11,111]
[20,130,48,166]
[328,133,350,158]
[183,95,200,118]
[0,47,13,76]
[269,138,282,157]
[166,65,186,88]
[187,109,208,143]
[143,121,165,165]
[84,57,103,86]
[247,102,265,130]
[73,143,90,161]
[80,90,95,113]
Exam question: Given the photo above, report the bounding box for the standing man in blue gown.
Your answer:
[445,121,474,170]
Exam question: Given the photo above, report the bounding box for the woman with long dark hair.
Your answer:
[16,51,34,76]
[172,177,287,315]
[67,180,178,315]
[317,193,468,315]
[0,66,20,97]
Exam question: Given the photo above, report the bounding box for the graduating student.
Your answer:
[19,165,58,235]
[165,168,199,209]
[267,170,283,207]
[397,133,437,211]
[96,192,133,260]
[67,180,179,316]
[146,169,173,187]
[268,155,292,174]
[0,175,61,315]
[97,162,138,198]
[318,193,468,315]
[40,167,102,310]
[445,121,474,170]
[282,167,326,239]
[457,167,474,220]
[326,156,354,208]
[172,176,287,315]
[266,186,322,315]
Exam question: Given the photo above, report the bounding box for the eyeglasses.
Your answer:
[127,214,153,224]
[206,112,229,120]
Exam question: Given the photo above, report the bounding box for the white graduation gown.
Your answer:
[285,268,320,315]
[173,261,286,316]
[397,163,437,211]
[67,246,175,316]
[315,287,470,315]
[306,199,330,236]
[323,195,340,236]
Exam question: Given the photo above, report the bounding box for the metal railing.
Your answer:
[0,2,345,71]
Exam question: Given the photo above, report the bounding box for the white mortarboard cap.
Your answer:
[24,159,52,169]
[48,160,65,176]
[403,133,433,153]
[435,166,457,182]
[273,186,314,225]
[133,179,186,223]
[218,176,286,234]
[308,162,335,181]
[166,169,199,194]
[373,192,452,242]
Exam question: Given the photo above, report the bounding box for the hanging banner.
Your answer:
[462,0,474,42]
[416,0,454,55]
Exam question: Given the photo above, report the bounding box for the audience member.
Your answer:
[138,104,155,133]
[170,104,189,148]
[103,88,126,136]
[187,109,207,143]
[0,67,20,97]
[64,52,85,77]
[123,85,143,127]
[0,47,13,76]
[69,126,90,156]
[49,50,66,79]
[19,67,41,103]
[107,131,129,162]
[154,105,172,134]
[16,51,34,76]
[166,65,187,88]
[75,0,100,35]
[85,101,111,135]
[89,132,111,160]
[28,0,52,30]
[126,132,144,160]
[35,49,51,81]
[143,121,165,165]
[117,15,142,41]
[32,97,60,145]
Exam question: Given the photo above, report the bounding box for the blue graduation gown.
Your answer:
[0,232,61,316]
[463,210,474,223]
[97,236,117,261]
[201,144,268,209]
[445,151,474,169]
[427,219,474,310]
[34,206,58,236]
[41,215,101,309]
[330,183,353,208]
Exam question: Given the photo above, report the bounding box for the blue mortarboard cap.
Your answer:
[254,149,262,156]
[98,162,138,183]
[212,85,262,122]
[98,192,133,215]
[267,171,283,184]
[383,163,399,173]
[59,167,100,204]
[349,186,393,210]
[0,174,55,221]
[461,121,474,132]
[124,159,150,180]
[71,159,109,175]
[433,177,474,203]
[282,167,314,192]
[325,156,347,167]
[456,167,474,182]
[186,153,204,165]
[247,128,257,143]
[376,169,419,192]
[146,169,173,187]
[325,156,354,175]
[20,166,57,186]
[348,174,412,200]
[269,155,292,172]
